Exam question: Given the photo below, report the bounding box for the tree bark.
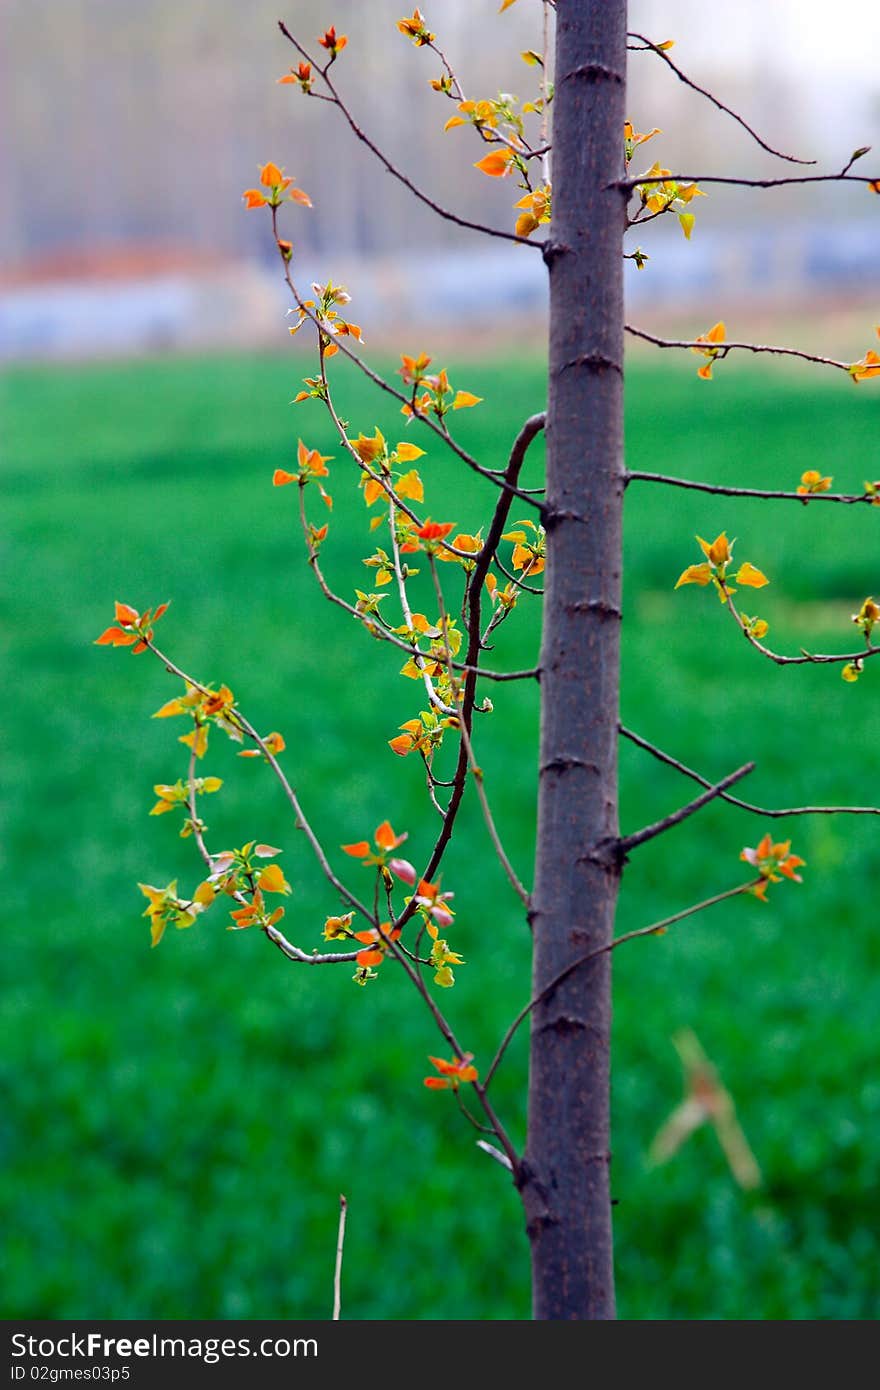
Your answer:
[523,0,627,1321]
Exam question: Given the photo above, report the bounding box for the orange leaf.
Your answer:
[674,563,713,589]
[374,820,399,850]
[474,150,513,178]
[363,477,385,507]
[260,161,284,187]
[273,468,298,486]
[95,626,137,646]
[342,840,371,858]
[257,863,290,894]
[115,601,139,625]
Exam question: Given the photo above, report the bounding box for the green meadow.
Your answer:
[2,348,879,1320]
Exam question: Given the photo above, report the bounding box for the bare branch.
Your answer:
[724,588,880,669]
[627,31,815,165]
[625,324,854,374]
[332,1195,347,1321]
[429,553,531,906]
[484,880,758,1090]
[618,762,755,854]
[476,1139,514,1172]
[627,471,877,506]
[618,170,880,192]
[620,724,880,819]
[278,23,543,250]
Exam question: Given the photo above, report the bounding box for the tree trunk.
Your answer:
[523,0,627,1321]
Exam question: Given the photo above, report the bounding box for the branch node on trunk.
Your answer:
[577,836,625,876]
[560,352,623,377]
[535,1014,589,1038]
[562,63,624,86]
[542,239,571,268]
[540,756,601,776]
[564,599,622,620]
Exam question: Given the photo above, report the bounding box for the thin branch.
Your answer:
[618,170,880,192]
[185,736,364,964]
[484,880,758,1090]
[494,555,545,595]
[429,553,530,906]
[332,1195,347,1321]
[625,324,854,374]
[278,23,543,250]
[277,246,543,510]
[295,478,535,681]
[620,724,880,818]
[540,0,552,185]
[393,413,545,934]
[627,471,877,506]
[146,638,375,924]
[724,587,880,669]
[618,762,755,854]
[476,1139,514,1172]
[627,31,815,165]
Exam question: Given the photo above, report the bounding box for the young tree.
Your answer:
[95,1,880,1319]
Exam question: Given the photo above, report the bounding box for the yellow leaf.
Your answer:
[515,212,540,238]
[499,0,519,9]
[452,391,482,409]
[153,697,185,719]
[697,532,730,566]
[678,212,695,240]
[444,116,467,131]
[396,469,424,502]
[674,563,713,589]
[363,477,384,507]
[396,442,425,461]
[735,562,769,589]
[194,881,215,907]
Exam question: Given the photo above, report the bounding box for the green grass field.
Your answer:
[2,348,879,1320]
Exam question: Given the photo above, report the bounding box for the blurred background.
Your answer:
[2,0,879,1321]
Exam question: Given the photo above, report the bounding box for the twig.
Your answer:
[185,741,364,964]
[724,588,880,668]
[295,475,535,681]
[393,414,546,934]
[146,638,374,924]
[627,32,815,165]
[278,23,543,250]
[332,1195,347,1320]
[484,880,758,1090]
[625,324,854,374]
[618,762,755,854]
[627,471,877,505]
[619,725,880,818]
[618,170,880,192]
[429,553,531,906]
[276,242,543,510]
[476,1139,514,1172]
